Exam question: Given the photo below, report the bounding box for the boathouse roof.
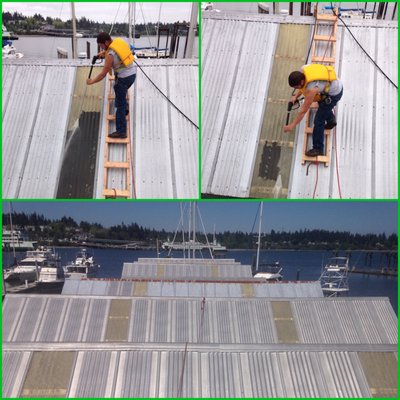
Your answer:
[3,294,397,397]
[62,278,324,298]
[2,58,198,199]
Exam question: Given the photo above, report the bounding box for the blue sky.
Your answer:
[3,201,397,235]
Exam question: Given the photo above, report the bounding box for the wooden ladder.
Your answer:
[302,8,338,167]
[103,76,134,198]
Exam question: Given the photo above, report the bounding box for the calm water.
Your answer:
[3,248,397,313]
[12,35,198,59]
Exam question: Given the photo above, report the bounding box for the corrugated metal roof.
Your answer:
[3,58,198,199]
[4,348,397,398]
[202,15,279,197]
[121,259,253,279]
[3,293,397,398]
[202,12,398,198]
[3,295,396,345]
[2,64,76,198]
[62,279,324,298]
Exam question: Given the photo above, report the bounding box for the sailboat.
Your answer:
[252,203,283,281]
[162,203,225,258]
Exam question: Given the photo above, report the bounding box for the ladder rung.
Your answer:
[106,136,129,144]
[108,95,129,101]
[316,14,338,21]
[311,56,336,63]
[106,115,129,121]
[302,155,329,163]
[104,161,130,169]
[103,189,130,198]
[314,35,336,42]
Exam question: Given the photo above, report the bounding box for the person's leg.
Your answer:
[311,105,329,153]
[124,74,136,116]
[113,77,128,134]
[310,90,343,154]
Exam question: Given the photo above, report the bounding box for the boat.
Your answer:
[37,262,65,292]
[2,25,23,59]
[135,47,170,58]
[3,246,61,284]
[162,238,226,255]
[253,261,283,281]
[64,248,100,279]
[2,43,24,59]
[2,230,36,251]
[252,203,284,281]
[319,256,350,296]
[2,24,19,42]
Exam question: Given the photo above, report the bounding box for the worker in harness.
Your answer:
[283,64,343,157]
[87,32,137,139]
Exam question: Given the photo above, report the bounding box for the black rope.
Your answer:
[134,59,199,130]
[331,3,398,90]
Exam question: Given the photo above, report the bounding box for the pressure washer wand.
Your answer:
[88,55,99,79]
[286,101,294,125]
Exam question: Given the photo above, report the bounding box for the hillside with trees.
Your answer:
[3,212,397,251]
[2,11,191,36]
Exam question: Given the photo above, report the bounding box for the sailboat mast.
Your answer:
[256,202,263,272]
[133,3,136,46]
[192,202,196,259]
[9,203,16,262]
[128,3,132,45]
[71,3,77,58]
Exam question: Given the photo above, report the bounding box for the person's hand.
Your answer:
[283,124,295,132]
[97,50,106,58]
[290,96,297,104]
[86,78,93,85]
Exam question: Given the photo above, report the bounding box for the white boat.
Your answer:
[2,230,36,251]
[254,262,283,281]
[64,248,100,279]
[2,43,24,59]
[320,256,350,295]
[3,246,60,284]
[135,47,169,58]
[252,203,284,281]
[2,25,23,59]
[37,262,65,292]
[162,239,226,255]
[162,239,207,251]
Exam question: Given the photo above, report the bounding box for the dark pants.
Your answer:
[114,73,136,133]
[312,89,343,152]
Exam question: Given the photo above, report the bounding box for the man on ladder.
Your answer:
[87,32,137,139]
[283,63,343,157]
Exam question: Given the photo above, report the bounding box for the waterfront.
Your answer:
[3,248,397,313]
[10,35,198,59]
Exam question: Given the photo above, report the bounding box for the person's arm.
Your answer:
[86,53,113,85]
[283,88,318,132]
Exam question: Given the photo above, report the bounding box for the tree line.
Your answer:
[3,212,397,250]
[3,11,191,36]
